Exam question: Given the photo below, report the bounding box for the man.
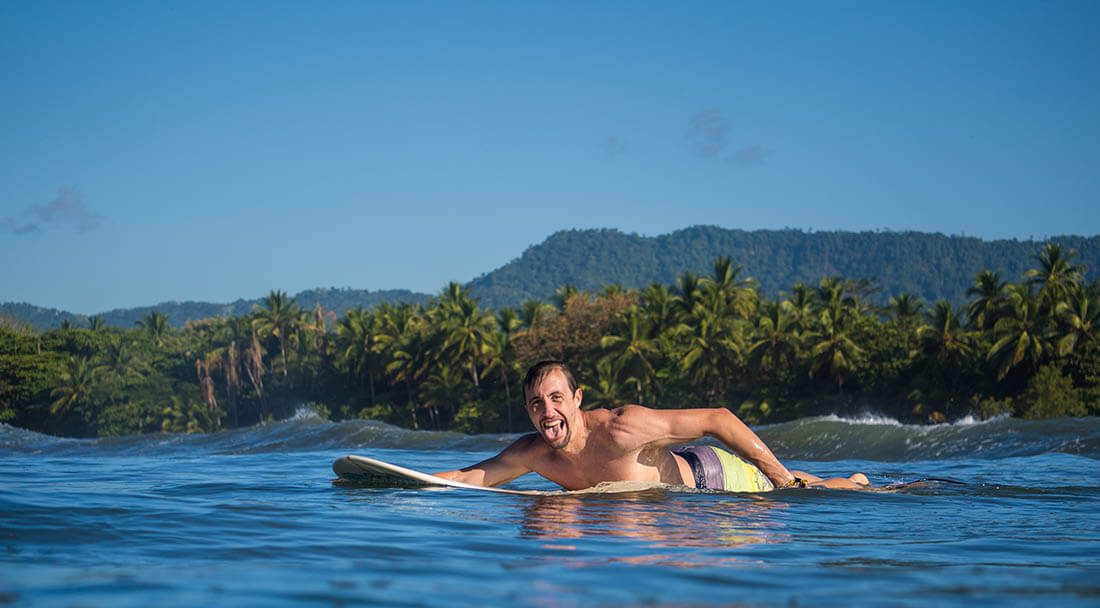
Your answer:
[436,360,869,492]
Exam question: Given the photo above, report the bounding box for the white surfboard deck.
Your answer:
[332,454,671,496]
[333,453,932,495]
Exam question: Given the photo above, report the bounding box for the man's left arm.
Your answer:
[624,406,796,487]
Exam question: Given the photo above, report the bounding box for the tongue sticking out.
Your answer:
[542,419,566,444]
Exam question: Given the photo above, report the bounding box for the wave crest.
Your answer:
[3,414,1098,461]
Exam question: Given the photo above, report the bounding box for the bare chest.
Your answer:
[532,444,683,491]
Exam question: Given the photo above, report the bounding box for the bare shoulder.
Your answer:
[607,404,659,424]
[601,404,671,448]
[501,432,545,460]
[605,405,725,448]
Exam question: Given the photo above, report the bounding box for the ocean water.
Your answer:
[2,413,1099,607]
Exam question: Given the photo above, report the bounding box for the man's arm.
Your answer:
[615,406,795,487]
[433,433,537,487]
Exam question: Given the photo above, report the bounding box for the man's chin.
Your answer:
[541,429,570,450]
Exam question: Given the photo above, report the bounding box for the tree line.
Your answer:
[1,242,1096,437]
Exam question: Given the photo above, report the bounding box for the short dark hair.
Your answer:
[522,360,578,399]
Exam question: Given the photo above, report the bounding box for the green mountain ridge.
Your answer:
[466,226,1100,308]
[0,289,430,331]
[5,226,1098,330]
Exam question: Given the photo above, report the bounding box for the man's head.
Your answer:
[522,360,582,450]
[522,360,578,399]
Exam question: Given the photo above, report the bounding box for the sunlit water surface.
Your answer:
[2,414,1099,607]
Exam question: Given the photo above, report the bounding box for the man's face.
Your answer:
[524,369,582,450]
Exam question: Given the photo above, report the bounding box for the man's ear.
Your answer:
[574,388,583,408]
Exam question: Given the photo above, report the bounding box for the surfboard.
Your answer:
[332,454,682,496]
[332,454,555,496]
[333,453,945,495]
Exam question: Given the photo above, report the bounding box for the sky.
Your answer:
[2,1,1098,314]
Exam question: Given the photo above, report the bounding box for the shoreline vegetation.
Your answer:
[1,243,1097,438]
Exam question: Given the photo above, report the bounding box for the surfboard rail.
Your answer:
[333,454,552,496]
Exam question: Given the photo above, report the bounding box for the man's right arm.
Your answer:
[433,433,537,487]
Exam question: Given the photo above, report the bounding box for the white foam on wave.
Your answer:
[819,413,904,426]
[289,404,328,422]
[819,412,1008,429]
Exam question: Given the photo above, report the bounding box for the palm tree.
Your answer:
[1055,285,1099,357]
[437,283,495,389]
[420,364,468,430]
[988,283,1049,380]
[815,277,848,319]
[1026,243,1085,313]
[678,306,746,405]
[675,271,705,319]
[87,316,105,331]
[293,303,331,386]
[800,277,870,393]
[600,306,660,403]
[94,334,146,413]
[377,304,428,429]
[888,293,924,326]
[887,293,924,355]
[50,356,100,417]
[246,327,267,420]
[966,270,1007,330]
[252,290,300,377]
[708,256,758,320]
[639,284,680,337]
[786,283,816,333]
[805,306,865,394]
[518,299,554,330]
[192,318,244,428]
[481,330,514,429]
[584,357,626,410]
[748,300,801,373]
[911,301,977,418]
[96,335,144,382]
[482,308,522,429]
[336,307,381,405]
[194,358,219,420]
[137,311,171,348]
[917,301,976,367]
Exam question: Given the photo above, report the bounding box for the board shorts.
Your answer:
[672,445,776,492]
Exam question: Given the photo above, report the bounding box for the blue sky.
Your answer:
[2,1,1098,314]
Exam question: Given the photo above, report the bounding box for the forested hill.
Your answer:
[0,289,430,331]
[465,227,1100,309]
[5,227,1099,329]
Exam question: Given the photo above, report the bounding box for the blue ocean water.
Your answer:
[2,412,1099,607]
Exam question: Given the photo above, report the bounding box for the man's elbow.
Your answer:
[707,407,740,431]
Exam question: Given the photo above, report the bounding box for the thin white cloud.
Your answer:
[3,188,105,235]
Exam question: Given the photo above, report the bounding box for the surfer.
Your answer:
[436,360,869,492]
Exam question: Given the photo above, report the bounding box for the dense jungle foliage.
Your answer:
[1,243,1097,437]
